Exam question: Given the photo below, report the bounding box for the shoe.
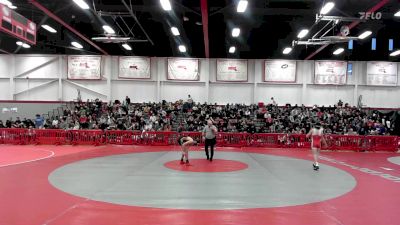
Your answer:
[207,157,209,160]
[185,161,192,166]
[180,160,185,165]
[210,158,213,162]
[313,163,319,171]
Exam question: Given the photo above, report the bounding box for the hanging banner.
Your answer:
[264,60,296,82]
[167,58,199,81]
[67,56,101,80]
[314,61,347,85]
[367,61,398,86]
[119,57,151,79]
[216,59,248,82]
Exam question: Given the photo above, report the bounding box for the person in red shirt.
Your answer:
[306,122,327,171]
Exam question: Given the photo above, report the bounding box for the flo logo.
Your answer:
[359,12,382,20]
[281,64,288,69]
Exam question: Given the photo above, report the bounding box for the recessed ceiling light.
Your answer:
[394,10,400,17]
[22,43,30,48]
[183,16,189,21]
[171,27,180,36]
[229,46,236,53]
[72,0,90,10]
[195,21,202,26]
[102,25,115,34]
[297,29,309,39]
[320,2,335,15]
[283,47,292,55]
[232,28,240,37]
[8,5,16,9]
[16,41,23,46]
[178,45,186,53]
[71,41,83,49]
[122,43,132,51]
[41,24,57,33]
[333,48,344,55]
[389,50,400,56]
[160,0,172,11]
[237,0,248,13]
[358,31,372,39]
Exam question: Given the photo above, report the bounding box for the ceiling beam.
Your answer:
[304,0,390,60]
[28,0,109,55]
[120,0,154,46]
[200,0,209,58]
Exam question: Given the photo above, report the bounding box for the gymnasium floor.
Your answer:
[1,145,399,225]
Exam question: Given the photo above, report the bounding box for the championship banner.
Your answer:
[314,61,347,85]
[167,58,199,81]
[119,57,151,79]
[367,61,398,86]
[264,60,296,82]
[216,59,248,82]
[68,56,101,80]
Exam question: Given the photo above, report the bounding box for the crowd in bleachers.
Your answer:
[0,96,396,136]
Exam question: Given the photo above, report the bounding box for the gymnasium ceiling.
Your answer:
[0,0,399,61]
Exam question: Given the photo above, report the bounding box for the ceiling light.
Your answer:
[395,10,400,17]
[102,25,115,34]
[8,5,16,9]
[72,0,90,10]
[22,43,30,48]
[320,2,335,15]
[237,0,248,13]
[229,46,236,53]
[283,47,292,55]
[297,29,309,39]
[178,45,186,53]
[122,43,132,51]
[160,0,172,11]
[16,41,23,46]
[0,0,12,7]
[195,21,202,26]
[333,48,344,55]
[41,24,57,33]
[183,16,189,21]
[390,50,400,57]
[232,28,240,37]
[358,31,372,39]
[71,41,83,49]
[171,27,180,36]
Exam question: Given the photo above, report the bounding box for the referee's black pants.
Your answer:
[205,138,216,160]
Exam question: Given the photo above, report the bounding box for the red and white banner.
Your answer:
[314,61,347,85]
[68,56,101,80]
[216,59,248,82]
[119,57,151,79]
[167,58,199,81]
[367,61,398,86]
[264,60,296,82]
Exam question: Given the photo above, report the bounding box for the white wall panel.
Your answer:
[0,55,398,108]
[209,83,253,104]
[14,55,59,78]
[15,81,59,101]
[161,82,206,103]
[305,85,355,107]
[112,81,157,103]
[0,55,11,77]
[256,84,302,105]
[0,80,10,99]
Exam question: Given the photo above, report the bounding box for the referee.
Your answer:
[203,119,217,161]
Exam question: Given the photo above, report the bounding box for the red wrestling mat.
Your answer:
[0,145,399,225]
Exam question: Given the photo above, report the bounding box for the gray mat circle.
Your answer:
[49,151,356,210]
[388,156,400,166]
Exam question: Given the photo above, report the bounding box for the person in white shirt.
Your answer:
[202,119,218,161]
